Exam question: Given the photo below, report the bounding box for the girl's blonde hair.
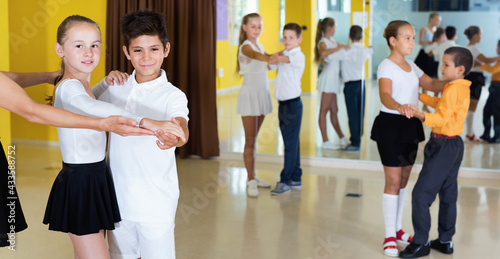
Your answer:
[53,15,101,85]
[236,13,261,73]
[314,17,335,63]
[383,20,411,49]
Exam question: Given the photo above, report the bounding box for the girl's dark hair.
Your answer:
[236,13,261,73]
[314,17,335,63]
[383,20,411,49]
[121,10,169,51]
[53,15,100,85]
[432,27,444,42]
[464,26,480,40]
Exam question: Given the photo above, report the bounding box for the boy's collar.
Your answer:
[130,69,168,88]
[284,46,301,53]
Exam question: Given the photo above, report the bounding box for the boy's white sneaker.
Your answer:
[339,137,349,148]
[247,180,258,198]
[255,178,271,188]
[322,141,340,150]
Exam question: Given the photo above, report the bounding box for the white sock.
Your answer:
[466,111,474,135]
[383,193,398,238]
[396,188,406,231]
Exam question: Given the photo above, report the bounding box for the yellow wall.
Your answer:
[8,0,107,141]
[0,0,12,150]
[285,0,317,93]
[215,0,281,90]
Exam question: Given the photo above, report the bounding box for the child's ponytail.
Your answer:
[236,13,261,73]
[314,17,335,63]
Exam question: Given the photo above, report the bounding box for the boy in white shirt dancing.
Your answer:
[339,25,373,151]
[268,23,305,195]
[92,10,189,258]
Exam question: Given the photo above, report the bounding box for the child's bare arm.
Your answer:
[241,45,270,62]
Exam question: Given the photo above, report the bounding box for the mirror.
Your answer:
[217,0,500,171]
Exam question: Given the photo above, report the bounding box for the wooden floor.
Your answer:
[1,143,500,258]
[1,80,499,258]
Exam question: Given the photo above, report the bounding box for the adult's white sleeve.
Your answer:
[59,80,143,125]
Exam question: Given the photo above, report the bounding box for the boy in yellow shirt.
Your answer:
[399,47,473,258]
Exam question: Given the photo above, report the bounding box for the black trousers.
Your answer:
[481,82,500,140]
[411,135,464,244]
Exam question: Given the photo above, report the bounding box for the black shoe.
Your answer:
[488,138,500,143]
[430,239,453,254]
[399,242,430,258]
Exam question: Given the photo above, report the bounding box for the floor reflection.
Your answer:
[3,143,500,258]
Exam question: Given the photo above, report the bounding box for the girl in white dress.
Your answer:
[236,13,273,197]
[315,18,349,150]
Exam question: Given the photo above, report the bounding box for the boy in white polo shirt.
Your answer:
[268,23,305,195]
[92,10,188,259]
[339,25,373,151]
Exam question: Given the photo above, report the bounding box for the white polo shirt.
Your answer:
[269,47,305,101]
[93,70,189,223]
[340,42,373,82]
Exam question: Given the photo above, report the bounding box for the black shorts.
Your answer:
[376,141,419,167]
[371,112,425,167]
[465,72,485,100]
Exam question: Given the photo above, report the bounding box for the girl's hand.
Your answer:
[105,70,129,86]
[397,104,414,119]
[268,53,279,64]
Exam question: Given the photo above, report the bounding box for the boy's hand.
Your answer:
[397,104,414,119]
[105,70,129,86]
[268,53,279,65]
[140,118,186,142]
[410,105,425,121]
[154,130,180,150]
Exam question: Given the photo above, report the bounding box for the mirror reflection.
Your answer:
[216,0,500,170]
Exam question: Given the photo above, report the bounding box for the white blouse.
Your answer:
[53,79,142,164]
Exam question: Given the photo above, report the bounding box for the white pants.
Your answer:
[108,220,175,259]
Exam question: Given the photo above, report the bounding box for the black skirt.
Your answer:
[43,159,121,236]
[415,48,438,77]
[371,112,425,166]
[465,72,485,100]
[0,142,27,247]
[371,112,425,144]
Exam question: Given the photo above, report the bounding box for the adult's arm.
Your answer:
[1,71,60,88]
[0,73,151,136]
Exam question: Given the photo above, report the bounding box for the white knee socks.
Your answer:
[383,193,398,238]
[396,188,406,231]
[466,111,474,135]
